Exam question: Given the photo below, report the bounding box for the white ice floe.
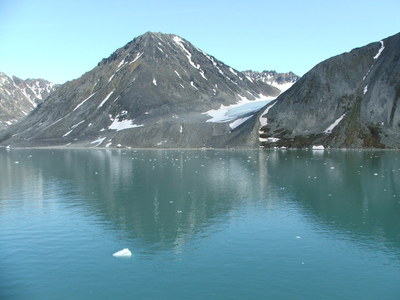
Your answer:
[73,91,98,111]
[109,118,143,131]
[363,85,368,94]
[229,116,252,130]
[98,90,115,108]
[373,41,385,60]
[324,114,345,134]
[312,145,325,150]
[112,248,132,257]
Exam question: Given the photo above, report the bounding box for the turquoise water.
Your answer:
[1,148,399,299]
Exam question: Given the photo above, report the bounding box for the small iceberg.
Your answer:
[112,248,132,257]
[312,145,325,150]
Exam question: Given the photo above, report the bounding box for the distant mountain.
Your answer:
[0,32,280,148]
[258,32,400,149]
[242,70,300,93]
[0,72,57,130]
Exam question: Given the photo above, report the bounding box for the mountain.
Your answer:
[0,72,57,130]
[258,32,400,149]
[0,32,280,148]
[242,70,300,93]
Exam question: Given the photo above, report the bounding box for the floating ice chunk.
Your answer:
[112,248,132,257]
[312,145,325,150]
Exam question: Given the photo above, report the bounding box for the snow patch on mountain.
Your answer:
[204,94,276,123]
[324,114,345,134]
[98,90,115,108]
[373,41,385,59]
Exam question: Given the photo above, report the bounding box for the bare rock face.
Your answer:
[0,73,57,130]
[0,32,279,148]
[259,32,400,149]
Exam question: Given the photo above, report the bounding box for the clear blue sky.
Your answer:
[1,0,399,83]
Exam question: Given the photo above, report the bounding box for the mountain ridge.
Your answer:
[0,32,280,148]
[0,72,57,130]
[257,31,400,149]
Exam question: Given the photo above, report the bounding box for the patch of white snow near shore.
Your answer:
[203,94,276,123]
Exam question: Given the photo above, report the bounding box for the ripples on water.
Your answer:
[0,148,399,299]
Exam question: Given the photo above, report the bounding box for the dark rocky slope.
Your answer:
[0,32,279,148]
[259,32,400,149]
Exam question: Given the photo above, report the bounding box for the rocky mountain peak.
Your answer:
[0,32,279,148]
[0,72,58,129]
[243,70,300,93]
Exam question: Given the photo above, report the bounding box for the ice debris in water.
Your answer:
[112,248,132,257]
[312,145,325,150]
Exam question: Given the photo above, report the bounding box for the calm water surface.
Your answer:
[1,148,400,299]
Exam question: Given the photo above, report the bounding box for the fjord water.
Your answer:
[1,149,399,299]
